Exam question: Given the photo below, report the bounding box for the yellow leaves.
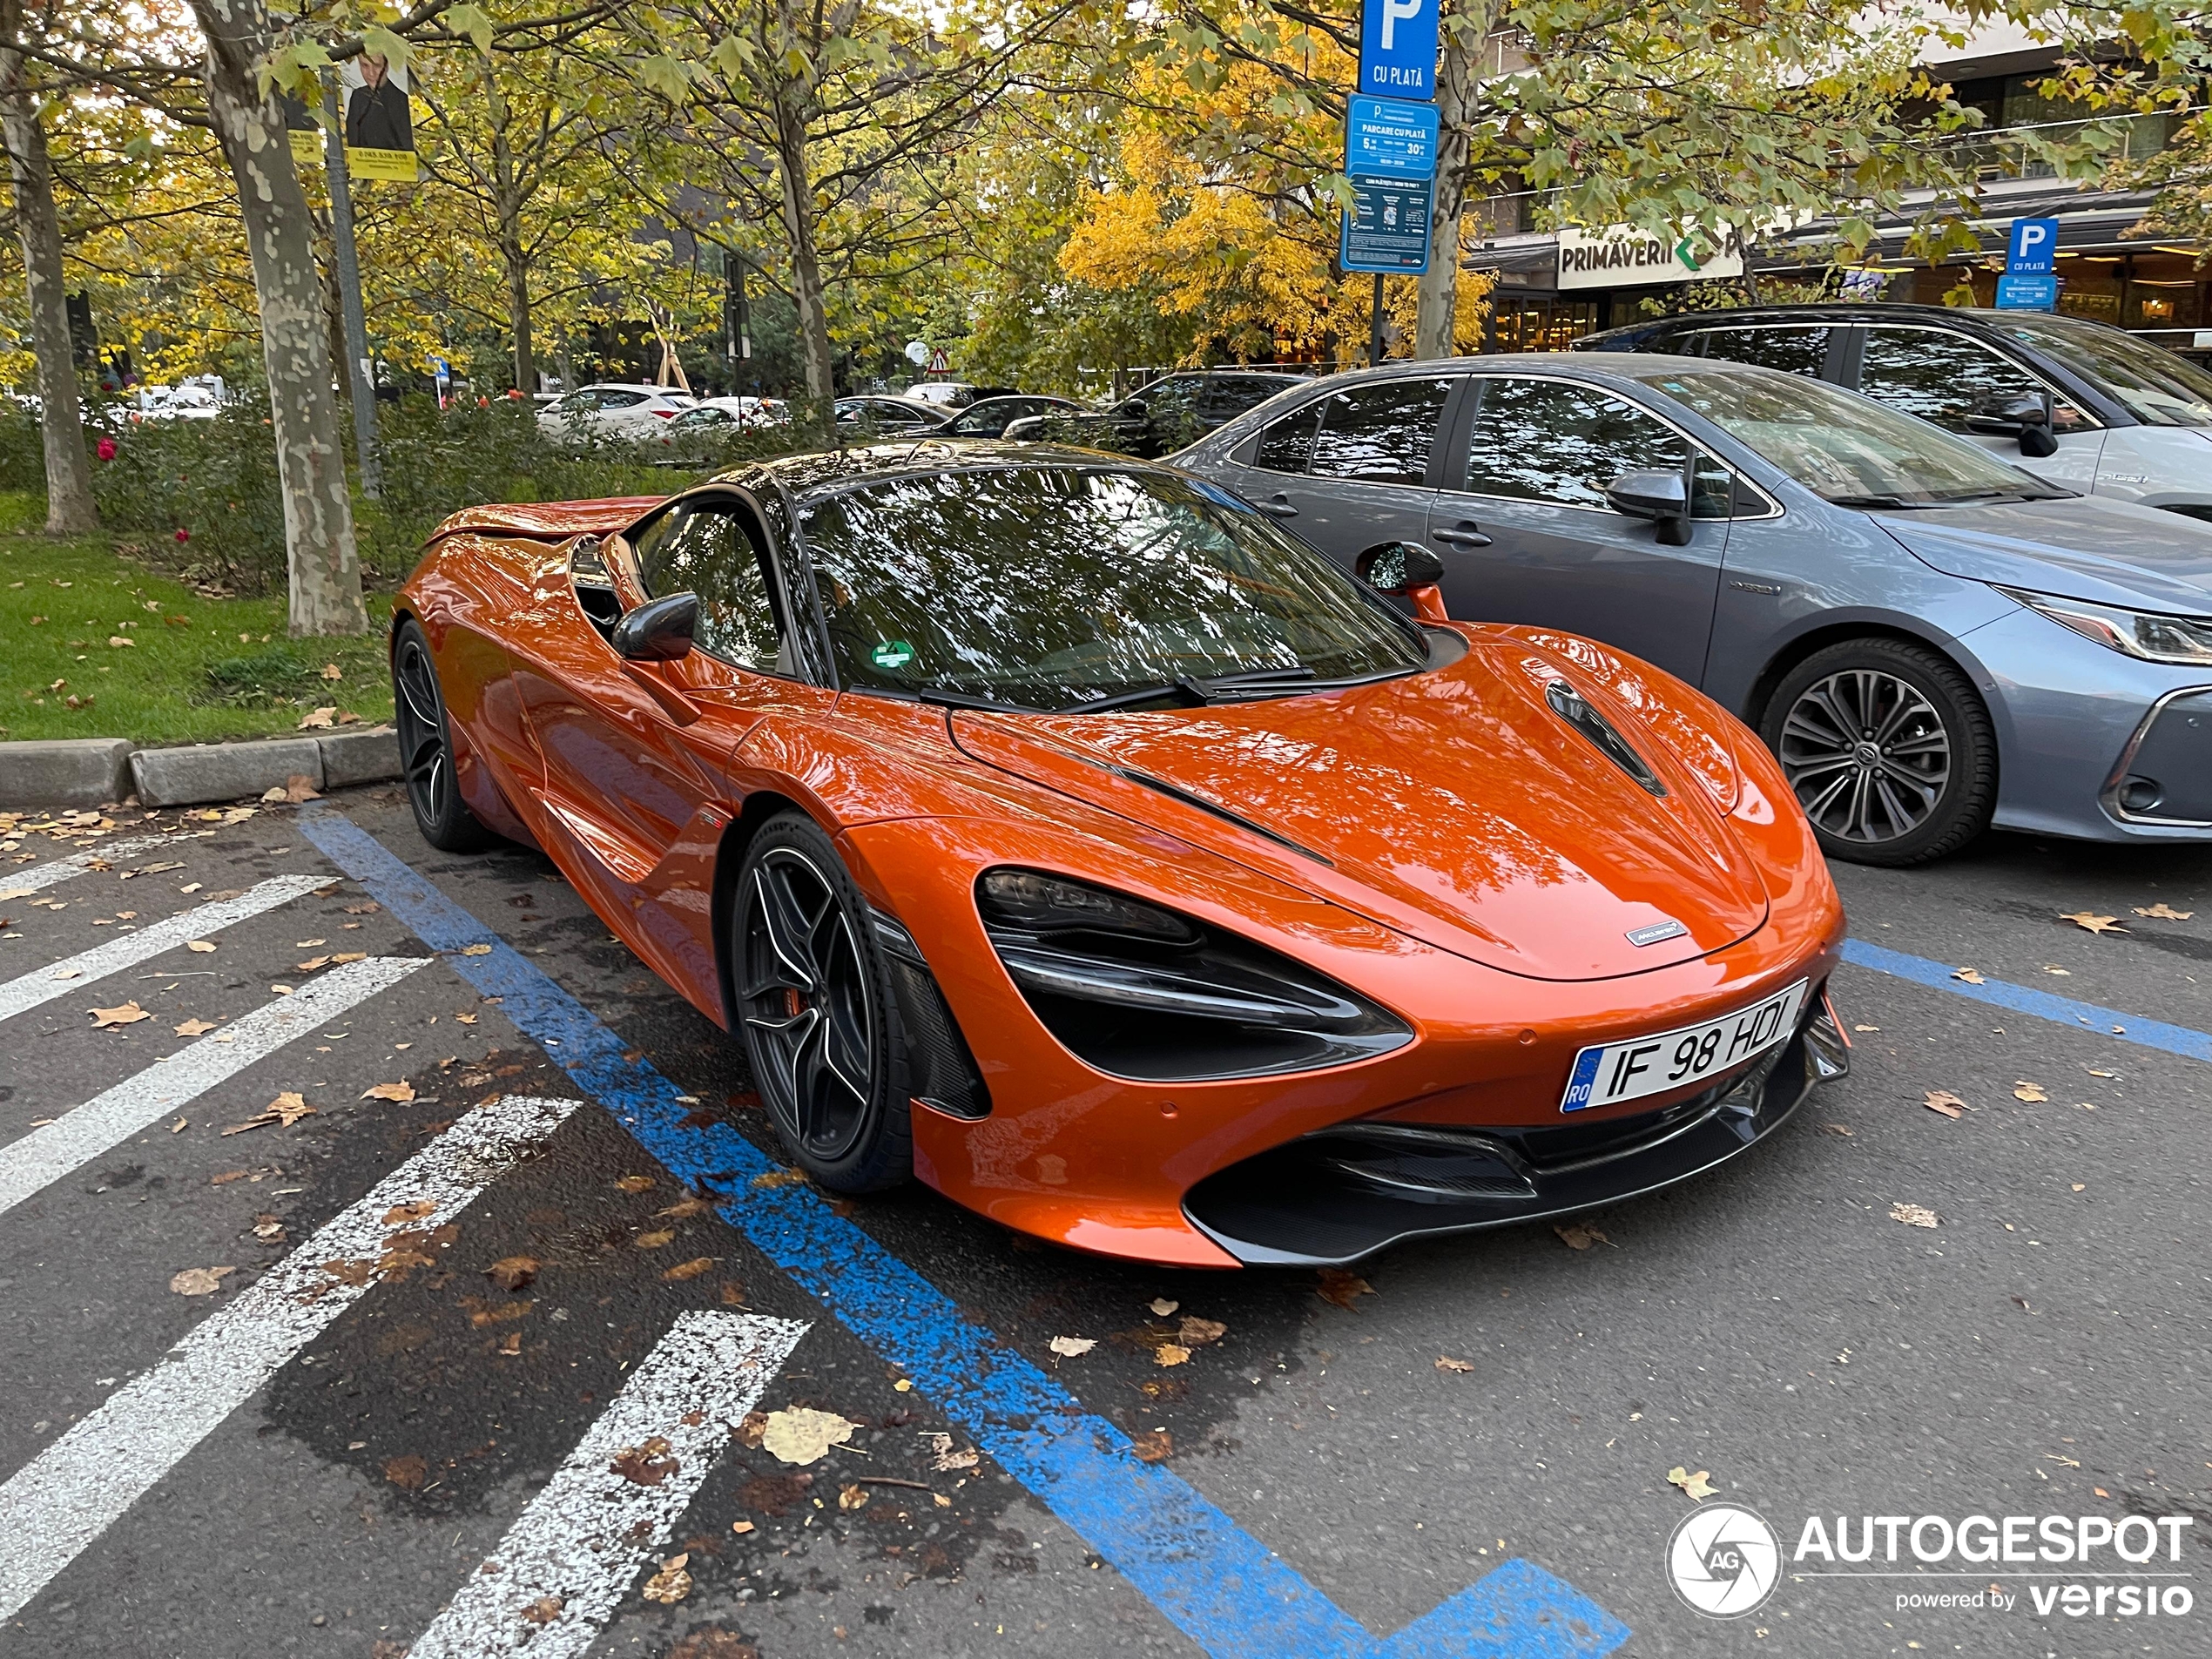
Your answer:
[752,1168,806,1190]
[614,1174,656,1194]
[761,1407,859,1466]
[170,1265,235,1296]
[1667,1466,1719,1501]
[633,1229,675,1249]
[2013,1080,2048,1103]
[638,1553,691,1604]
[1951,967,1985,984]
[186,939,217,953]
[662,1257,715,1281]
[1154,1344,1191,1367]
[457,942,493,956]
[839,1481,870,1512]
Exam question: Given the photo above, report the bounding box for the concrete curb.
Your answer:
[0,728,401,811]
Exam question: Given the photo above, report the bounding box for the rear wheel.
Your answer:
[1760,637,1996,867]
[733,813,914,1192]
[391,618,499,852]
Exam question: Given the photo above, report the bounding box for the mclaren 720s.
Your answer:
[391,441,1849,1268]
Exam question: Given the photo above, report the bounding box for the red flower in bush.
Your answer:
[174,527,191,543]
[96,435,118,462]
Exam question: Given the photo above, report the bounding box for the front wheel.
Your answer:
[1760,638,1997,867]
[391,618,499,852]
[733,813,914,1192]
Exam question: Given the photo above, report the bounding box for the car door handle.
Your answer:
[1256,494,1299,518]
[1433,524,1493,548]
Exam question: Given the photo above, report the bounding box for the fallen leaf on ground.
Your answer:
[1951,967,1985,984]
[330,951,366,964]
[1154,1344,1191,1367]
[523,1595,563,1625]
[610,1437,680,1486]
[1667,1466,1719,1501]
[2060,911,2126,935]
[751,1169,805,1190]
[730,1521,756,1535]
[762,1408,859,1467]
[91,1001,151,1028]
[663,1257,715,1281]
[169,1265,235,1296]
[344,901,380,914]
[282,774,320,804]
[1890,1202,1940,1229]
[2071,1183,2086,1193]
[382,1199,437,1225]
[362,1082,416,1103]
[614,1174,656,1193]
[921,1431,981,1472]
[634,1229,675,1249]
[319,663,343,682]
[640,1554,691,1605]
[107,636,133,649]
[1148,1298,1179,1317]
[1924,1090,1972,1119]
[294,955,330,972]
[185,939,216,953]
[298,708,335,730]
[174,1018,217,1037]
[1130,1429,1172,1463]
[383,1453,428,1490]
[457,942,493,956]
[1435,1356,1475,1373]
[484,1255,538,1291]
[223,1091,314,1136]
[2134,903,2193,920]
[838,1483,869,1512]
[496,1331,522,1356]
[1316,1268,1372,1312]
[2013,1081,2048,1103]
[1178,1317,1226,1346]
[1554,1222,1612,1250]
[658,1197,715,1219]
[1049,1336,1096,1358]
[1820,1123,1856,1136]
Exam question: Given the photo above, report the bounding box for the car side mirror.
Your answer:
[1356,541,1450,621]
[1966,390,2059,456]
[610,591,698,661]
[1605,469,1692,546]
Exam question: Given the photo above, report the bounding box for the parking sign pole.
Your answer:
[1344,3,1440,300]
[1371,272,1387,365]
[320,71,382,500]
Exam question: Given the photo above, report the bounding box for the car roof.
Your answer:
[1576,303,2074,350]
[712,439,1176,498]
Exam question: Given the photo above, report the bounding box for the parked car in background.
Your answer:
[935,395,1082,439]
[536,383,694,442]
[1179,354,2212,866]
[664,396,789,432]
[833,396,948,436]
[1004,369,1312,457]
[133,378,226,421]
[1577,305,2212,523]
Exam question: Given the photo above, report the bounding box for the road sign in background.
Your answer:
[1345,95,1440,179]
[1340,174,1433,273]
[1359,0,1438,98]
[1995,273,2059,311]
[1998,215,2061,310]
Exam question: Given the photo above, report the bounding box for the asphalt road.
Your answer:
[0,785,2203,1659]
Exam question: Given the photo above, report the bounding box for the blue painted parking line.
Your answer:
[1842,938,2212,1065]
[299,809,1629,1659]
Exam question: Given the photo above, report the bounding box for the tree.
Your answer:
[190,0,365,634]
[0,0,97,531]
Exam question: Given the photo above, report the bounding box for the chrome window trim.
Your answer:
[1447,368,1784,522]
[1851,321,2104,433]
[2099,684,2212,827]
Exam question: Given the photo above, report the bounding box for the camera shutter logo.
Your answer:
[1667,1502,1782,1618]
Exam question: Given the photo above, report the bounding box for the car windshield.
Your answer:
[1635,366,2072,506]
[793,465,1429,711]
[1992,314,2212,428]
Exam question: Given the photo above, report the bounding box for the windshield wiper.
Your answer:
[912,687,1042,714]
[1065,680,1211,713]
[1069,665,1322,714]
[1825,493,1912,509]
[1197,665,1318,692]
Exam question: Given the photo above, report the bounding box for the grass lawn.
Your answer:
[0,491,396,746]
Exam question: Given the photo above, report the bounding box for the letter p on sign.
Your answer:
[1381,0,1421,49]
[1360,0,1437,98]
[2006,217,2059,276]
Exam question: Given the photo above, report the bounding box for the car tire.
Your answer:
[390,617,501,853]
[1759,637,1996,867]
[732,813,914,1192]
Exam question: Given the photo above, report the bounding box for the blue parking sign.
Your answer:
[1340,173,1432,273]
[1345,95,1440,180]
[2006,217,2059,275]
[1359,0,1438,100]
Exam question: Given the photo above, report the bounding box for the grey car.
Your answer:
[1177,354,2212,865]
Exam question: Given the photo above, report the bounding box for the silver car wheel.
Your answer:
[1777,669,1952,845]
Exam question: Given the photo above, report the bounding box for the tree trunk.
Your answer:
[480,45,535,393]
[0,37,99,534]
[190,0,366,636]
[770,63,833,403]
[1415,5,1490,360]
[502,234,536,393]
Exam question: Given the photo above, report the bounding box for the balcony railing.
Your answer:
[1932,110,2185,186]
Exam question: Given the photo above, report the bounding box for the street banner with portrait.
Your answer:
[342,54,418,182]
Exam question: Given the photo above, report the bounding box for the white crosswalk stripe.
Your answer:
[0,837,172,897]
[0,1095,581,1622]
[0,954,430,1219]
[0,873,332,1023]
[408,1311,809,1659]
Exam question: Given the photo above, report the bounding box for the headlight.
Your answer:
[976,868,1411,1082]
[1997,586,2212,665]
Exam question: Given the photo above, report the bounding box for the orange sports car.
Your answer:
[392,442,1849,1268]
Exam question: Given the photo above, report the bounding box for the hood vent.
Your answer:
[1545,679,1666,798]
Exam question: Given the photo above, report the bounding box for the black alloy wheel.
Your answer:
[390,618,498,852]
[735,813,913,1191]
[1761,637,1996,867]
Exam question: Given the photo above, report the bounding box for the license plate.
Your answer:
[1560,981,1809,1114]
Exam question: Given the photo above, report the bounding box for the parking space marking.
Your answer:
[1843,938,2212,1063]
[0,873,332,1022]
[300,807,1633,1659]
[0,836,172,894]
[408,1310,810,1659]
[0,1094,579,1622]
[0,954,429,1218]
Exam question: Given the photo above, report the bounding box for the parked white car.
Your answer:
[536,383,694,442]
[133,380,225,421]
[904,381,976,408]
[664,396,788,432]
